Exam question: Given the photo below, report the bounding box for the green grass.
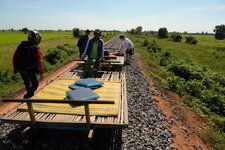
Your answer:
[0,31,117,70]
[130,34,225,77]
[0,31,76,70]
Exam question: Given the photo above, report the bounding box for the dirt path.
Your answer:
[0,61,77,117]
[149,81,209,150]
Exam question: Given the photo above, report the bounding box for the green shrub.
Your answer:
[183,95,210,117]
[202,90,225,116]
[44,48,67,65]
[170,33,183,42]
[201,127,225,150]
[56,45,67,51]
[146,40,161,53]
[159,52,172,67]
[202,77,214,89]
[159,57,168,66]
[167,76,186,94]
[185,36,198,45]
[185,80,203,98]
[41,60,52,73]
[57,44,76,55]
[212,116,225,132]
[168,64,203,81]
[142,39,149,47]
[0,69,20,83]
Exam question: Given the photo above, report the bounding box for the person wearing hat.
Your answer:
[82,29,104,77]
[77,29,90,59]
[13,30,43,99]
[119,35,135,64]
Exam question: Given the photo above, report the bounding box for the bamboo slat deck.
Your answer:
[1,68,128,129]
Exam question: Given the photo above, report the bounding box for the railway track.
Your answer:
[0,36,173,150]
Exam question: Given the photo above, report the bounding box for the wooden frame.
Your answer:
[1,71,128,130]
[3,99,114,130]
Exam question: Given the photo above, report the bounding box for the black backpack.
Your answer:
[15,41,39,73]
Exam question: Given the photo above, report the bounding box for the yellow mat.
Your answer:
[18,79,121,116]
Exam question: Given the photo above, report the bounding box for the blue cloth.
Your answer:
[75,78,103,88]
[82,37,104,59]
[68,84,84,90]
[66,88,100,100]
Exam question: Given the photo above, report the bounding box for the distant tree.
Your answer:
[22,27,29,34]
[72,28,80,37]
[214,25,225,40]
[128,26,143,35]
[135,26,142,34]
[129,28,135,34]
[158,27,168,39]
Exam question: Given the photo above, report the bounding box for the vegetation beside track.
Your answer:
[0,31,116,102]
[129,34,225,149]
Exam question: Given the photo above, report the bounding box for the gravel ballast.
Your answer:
[0,57,173,150]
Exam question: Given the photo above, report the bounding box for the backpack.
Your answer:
[15,41,39,73]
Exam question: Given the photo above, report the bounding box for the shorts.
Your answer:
[126,48,134,55]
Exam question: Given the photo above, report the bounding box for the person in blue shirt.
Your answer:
[82,29,104,77]
[77,29,90,59]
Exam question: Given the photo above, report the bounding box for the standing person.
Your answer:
[82,29,104,77]
[13,30,43,99]
[119,35,135,63]
[77,29,90,59]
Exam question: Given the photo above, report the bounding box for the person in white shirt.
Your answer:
[119,35,134,63]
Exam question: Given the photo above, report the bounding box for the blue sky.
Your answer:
[0,0,225,33]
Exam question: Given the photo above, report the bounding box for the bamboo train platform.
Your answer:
[1,62,128,132]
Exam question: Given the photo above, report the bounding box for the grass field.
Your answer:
[0,31,76,70]
[130,34,225,77]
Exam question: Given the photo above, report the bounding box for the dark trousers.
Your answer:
[84,59,100,78]
[19,71,38,99]
[79,48,85,59]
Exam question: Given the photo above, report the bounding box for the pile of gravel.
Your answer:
[121,58,173,149]
[0,57,173,150]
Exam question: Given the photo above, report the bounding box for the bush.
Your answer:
[44,48,67,65]
[159,52,172,67]
[201,127,225,150]
[185,36,198,45]
[183,95,210,117]
[170,33,183,42]
[185,80,203,98]
[0,69,20,83]
[168,64,203,81]
[146,40,161,53]
[212,116,225,132]
[202,90,225,116]
[142,39,149,47]
[57,45,76,55]
[167,76,186,94]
